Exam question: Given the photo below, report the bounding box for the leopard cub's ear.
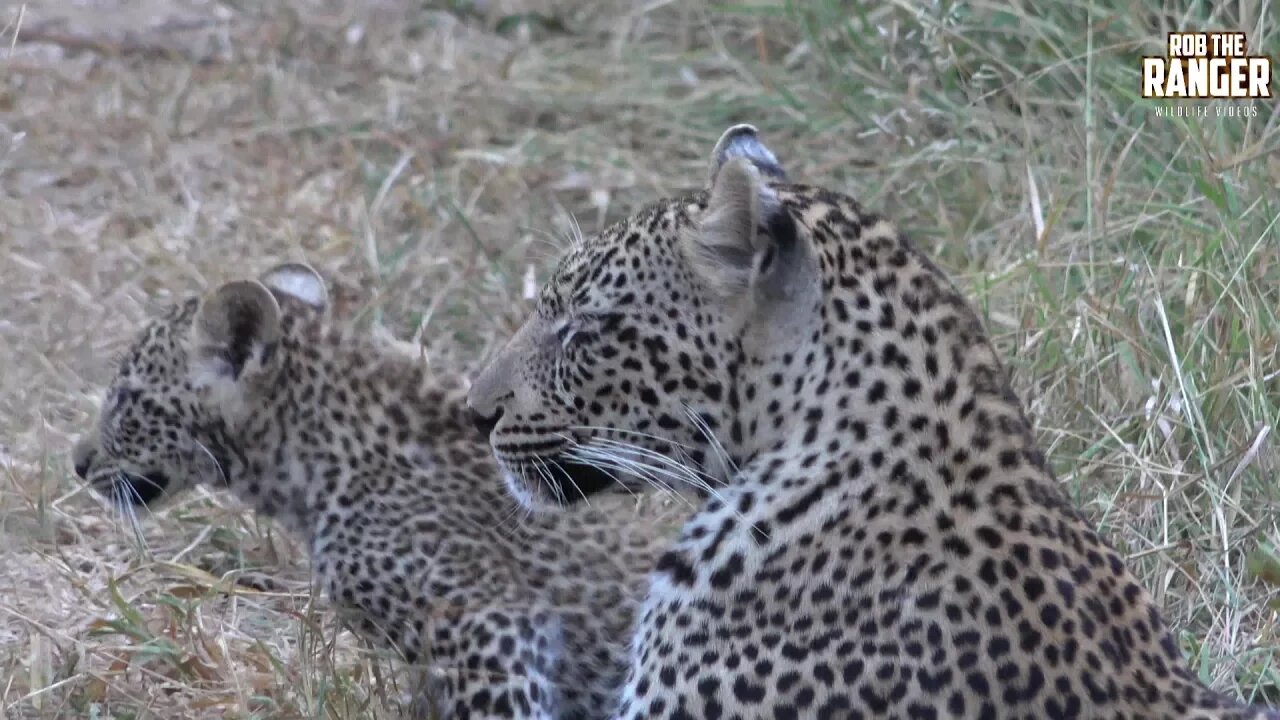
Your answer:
[259,262,328,312]
[190,280,282,383]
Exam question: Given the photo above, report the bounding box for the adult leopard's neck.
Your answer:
[732,194,1064,520]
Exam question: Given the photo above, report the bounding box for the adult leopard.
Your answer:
[467,126,1279,719]
[71,263,684,719]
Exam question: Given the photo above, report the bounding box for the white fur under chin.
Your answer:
[499,468,570,512]
[501,469,546,514]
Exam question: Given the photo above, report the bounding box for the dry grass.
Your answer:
[1,0,1277,717]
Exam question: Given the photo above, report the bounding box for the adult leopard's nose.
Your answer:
[471,406,504,441]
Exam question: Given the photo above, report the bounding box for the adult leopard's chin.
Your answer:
[499,456,620,511]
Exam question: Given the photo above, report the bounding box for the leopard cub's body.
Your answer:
[469,127,1279,719]
[72,264,684,719]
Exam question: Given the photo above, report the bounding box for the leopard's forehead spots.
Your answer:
[538,196,703,317]
[114,298,199,378]
[97,300,200,433]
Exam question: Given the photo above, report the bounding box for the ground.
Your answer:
[0,1,1277,718]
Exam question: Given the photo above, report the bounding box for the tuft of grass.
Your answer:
[0,0,1275,716]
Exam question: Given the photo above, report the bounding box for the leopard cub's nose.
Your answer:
[471,407,504,441]
[71,439,97,480]
[74,452,93,479]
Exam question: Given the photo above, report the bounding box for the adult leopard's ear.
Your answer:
[259,262,328,312]
[687,155,799,298]
[190,280,282,383]
[707,124,786,187]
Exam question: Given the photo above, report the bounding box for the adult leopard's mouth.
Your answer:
[87,469,172,507]
[500,455,620,510]
[115,471,171,506]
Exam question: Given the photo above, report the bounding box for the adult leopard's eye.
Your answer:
[554,317,581,349]
[108,386,135,410]
[555,313,617,349]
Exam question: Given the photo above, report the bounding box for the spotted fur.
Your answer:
[468,126,1279,719]
[72,263,684,720]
